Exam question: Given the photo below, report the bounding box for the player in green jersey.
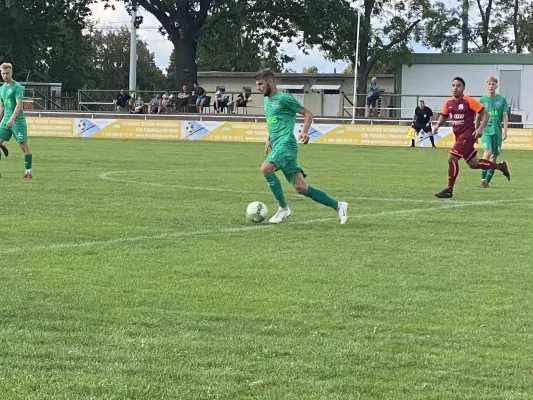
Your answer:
[255,70,348,224]
[0,63,33,179]
[477,76,508,188]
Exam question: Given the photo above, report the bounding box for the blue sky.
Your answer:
[90,2,438,73]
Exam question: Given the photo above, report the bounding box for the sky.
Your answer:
[89,2,433,73]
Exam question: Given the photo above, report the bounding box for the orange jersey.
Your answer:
[441,95,484,135]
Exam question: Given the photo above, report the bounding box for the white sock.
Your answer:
[25,169,31,174]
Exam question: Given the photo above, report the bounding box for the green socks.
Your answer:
[486,169,495,183]
[24,154,32,170]
[305,186,338,210]
[481,168,495,182]
[265,172,287,208]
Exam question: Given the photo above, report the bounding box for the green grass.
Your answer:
[1,137,533,399]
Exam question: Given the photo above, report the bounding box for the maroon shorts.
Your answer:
[450,133,477,162]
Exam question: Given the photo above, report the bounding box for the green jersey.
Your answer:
[264,91,302,149]
[0,81,25,123]
[479,94,508,136]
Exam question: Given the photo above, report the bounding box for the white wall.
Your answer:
[401,64,532,123]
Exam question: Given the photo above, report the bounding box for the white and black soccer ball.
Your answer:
[77,120,86,132]
[246,201,268,223]
[185,121,194,134]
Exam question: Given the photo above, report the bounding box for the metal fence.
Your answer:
[20,88,530,125]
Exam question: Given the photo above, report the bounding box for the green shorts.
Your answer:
[0,120,28,143]
[481,134,502,157]
[265,145,306,184]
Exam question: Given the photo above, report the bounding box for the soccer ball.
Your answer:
[185,121,194,133]
[246,201,268,223]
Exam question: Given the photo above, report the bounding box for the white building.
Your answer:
[400,54,533,124]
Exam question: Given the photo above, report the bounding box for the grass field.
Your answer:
[1,137,533,400]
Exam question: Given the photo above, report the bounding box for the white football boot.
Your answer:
[337,202,349,224]
[269,207,291,224]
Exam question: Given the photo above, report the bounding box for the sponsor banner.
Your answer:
[24,116,533,150]
[181,121,269,142]
[26,117,73,138]
[76,118,181,140]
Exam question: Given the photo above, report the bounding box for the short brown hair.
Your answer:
[255,70,275,80]
[0,63,12,71]
[486,76,498,83]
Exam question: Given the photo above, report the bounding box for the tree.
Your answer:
[420,0,533,53]
[194,13,294,74]
[297,0,435,108]
[301,66,319,73]
[0,0,95,89]
[104,0,303,87]
[89,28,166,90]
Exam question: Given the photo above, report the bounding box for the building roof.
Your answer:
[197,71,394,79]
[408,53,533,65]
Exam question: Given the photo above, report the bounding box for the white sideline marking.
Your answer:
[99,171,481,204]
[3,197,532,255]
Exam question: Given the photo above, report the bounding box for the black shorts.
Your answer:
[413,123,431,133]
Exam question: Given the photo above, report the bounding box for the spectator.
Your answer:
[228,87,251,113]
[174,85,191,112]
[130,94,144,114]
[213,90,228,113]
[365,77,381,117]
[193,82,208,112]
[114,89,131,112]
[410,100,435,148]
[148,93,163,114]
[161,90,174,110]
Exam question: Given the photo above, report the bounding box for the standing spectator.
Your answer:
[174,85,191,112]
[193,82,208,112]
[213,90,228,113]
[161,90,174,111]
[130,94,145,114]
[148,93,163,114]
[365,77,380,117]
[410,100,435,148]
[114,89,131,112]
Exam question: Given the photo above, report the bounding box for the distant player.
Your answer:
[432,77,510,198]
[0,63,33,178]
[410,100,435,148]
[477,77,508,188]
[255,70,348,224]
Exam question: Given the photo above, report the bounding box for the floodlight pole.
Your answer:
[129,8,137,94]
[351,3,361,124]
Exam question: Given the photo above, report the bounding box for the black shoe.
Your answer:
[499,161,511,181]
[435,189,453,198]
[0,144,8,157]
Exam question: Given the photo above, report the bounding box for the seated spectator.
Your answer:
[161,90,174,110]
[193,82,208,113]
[174,85,191,112]
[114,89,131,112]
[229,87,251,113]
[130,94,145,114]
[213,90,228,113]
[148,93,163,114]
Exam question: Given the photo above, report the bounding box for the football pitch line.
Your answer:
[100,171,481,204]
[3,197,532,255]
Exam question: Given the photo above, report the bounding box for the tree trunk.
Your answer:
[172,35,198,88]
[513,0,521,53]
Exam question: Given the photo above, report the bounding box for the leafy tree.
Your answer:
[301,66,319,73]
[89,28,166,90]
[104,0,303,87]
[297,0,434,107]
[0,0,94,89]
